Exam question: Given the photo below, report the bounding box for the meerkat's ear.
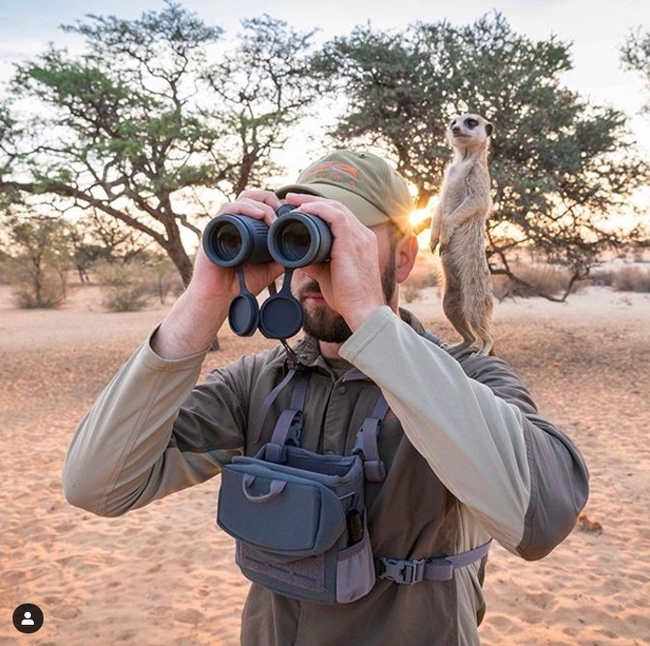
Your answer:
[485,122,494,137]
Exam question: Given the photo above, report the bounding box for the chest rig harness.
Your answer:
[217,339,491,603]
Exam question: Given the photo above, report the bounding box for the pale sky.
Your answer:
[0,0,649,160]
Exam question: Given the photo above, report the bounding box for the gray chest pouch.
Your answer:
[216,368,387,604]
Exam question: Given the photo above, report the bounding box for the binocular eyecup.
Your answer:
[202,207,332,269]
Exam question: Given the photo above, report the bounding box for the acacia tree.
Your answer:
[316,13,650,297]
[621,27,650,113]
[4,214,72,308]
[0,2,322,287]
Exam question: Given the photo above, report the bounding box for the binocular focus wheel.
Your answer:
[258,293,304,340]
[228,293,260,337]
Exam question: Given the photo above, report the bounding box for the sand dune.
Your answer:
[1,282,649,645]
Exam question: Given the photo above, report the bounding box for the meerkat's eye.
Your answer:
[465,118,478,128]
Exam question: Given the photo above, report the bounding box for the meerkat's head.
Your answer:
[446,113,493,153]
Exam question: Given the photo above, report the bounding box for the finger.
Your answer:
[238,197,279,227]
[237,189,282,210]
[243,261,285,295]
[283,193,354,223]
[215,197,277,228]
[236,190,282,226]
[283,193,361,228]
[283,192,323,206]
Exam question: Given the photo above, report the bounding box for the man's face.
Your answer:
[291,224,398,344]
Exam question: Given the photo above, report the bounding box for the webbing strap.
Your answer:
[352,394,390,482]
[270,371,310,447]
[252,358,391,480]
[249,367,301,446]
[376,540,492,584]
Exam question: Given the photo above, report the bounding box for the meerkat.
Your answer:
[429,113,495,356]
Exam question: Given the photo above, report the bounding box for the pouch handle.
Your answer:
[242,474,287,503]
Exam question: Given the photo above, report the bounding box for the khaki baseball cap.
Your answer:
[276,150,414,233]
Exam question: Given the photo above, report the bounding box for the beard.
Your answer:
[295,256,397,344]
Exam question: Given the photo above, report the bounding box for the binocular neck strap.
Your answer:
[248,363,306,446]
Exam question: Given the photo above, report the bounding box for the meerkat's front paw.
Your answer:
[439,229,453,248]
[429,232,440,254]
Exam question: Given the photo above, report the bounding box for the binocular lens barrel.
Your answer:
[202,215,271,268]
[202,210,332,269]
[268,213,332,268]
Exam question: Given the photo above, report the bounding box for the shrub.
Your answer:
[7,262,67,309]
[589,269,614,287]
[11,270,67,308]
[611,266,650,293]
[94,261,152,312]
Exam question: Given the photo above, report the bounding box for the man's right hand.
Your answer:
[152,190,285,360]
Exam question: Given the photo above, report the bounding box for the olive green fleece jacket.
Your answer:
[63,306,589,645]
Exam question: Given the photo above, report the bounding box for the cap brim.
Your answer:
[276,182,389,228]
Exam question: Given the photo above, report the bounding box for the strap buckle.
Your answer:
[378,557,426,585]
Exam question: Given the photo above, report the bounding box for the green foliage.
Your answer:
[621,27,650,113]
[201,14,326,194]
[0,2,322,287]
[2,5,648,304]
[315,12,650,296]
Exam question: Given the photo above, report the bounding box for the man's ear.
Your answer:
[396,233,419,284]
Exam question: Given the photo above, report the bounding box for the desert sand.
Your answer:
[1,279,649,645]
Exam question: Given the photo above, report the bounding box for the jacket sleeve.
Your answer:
[339,307,589,560]
[62,329,246,517]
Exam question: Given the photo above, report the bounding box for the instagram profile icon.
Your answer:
[12,603,44,634]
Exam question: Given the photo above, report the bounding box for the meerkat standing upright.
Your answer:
[430,113,495,356]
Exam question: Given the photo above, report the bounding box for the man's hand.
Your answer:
[188,190,285,304]
[153,190,286,359]
[283,192,387,331]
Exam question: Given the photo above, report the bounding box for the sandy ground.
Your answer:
[1,279,649,645]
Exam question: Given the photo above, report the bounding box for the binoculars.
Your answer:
[202,204,332,270]
[201,205,333,340]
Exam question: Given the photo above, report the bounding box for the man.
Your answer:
[63,150,589,645]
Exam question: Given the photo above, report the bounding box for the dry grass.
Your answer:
[591,265,650,293]
[93,261,184,312]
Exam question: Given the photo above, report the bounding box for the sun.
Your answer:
[410,207,431,229]
[409,205,436,248]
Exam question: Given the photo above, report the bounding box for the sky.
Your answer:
[0,0,649,169]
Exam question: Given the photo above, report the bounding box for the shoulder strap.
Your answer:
[269,370,310,447]
[352,394,390,482]
[421,329,443,347]
[249,366,302,446]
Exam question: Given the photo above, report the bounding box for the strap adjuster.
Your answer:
[378,557,426,585]
[376,541,492,585]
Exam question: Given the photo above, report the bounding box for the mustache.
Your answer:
[296,279,322,300]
